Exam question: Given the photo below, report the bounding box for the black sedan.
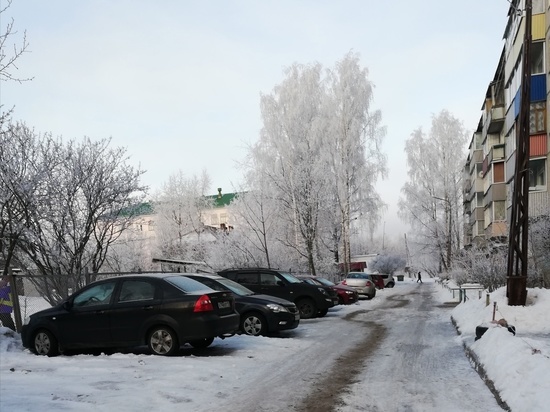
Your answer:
[184,273,300,336]
[21,273,240,356]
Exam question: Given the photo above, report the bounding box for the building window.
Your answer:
[210,214,219,226]
[493,162,505,183]
[530,42,544,75]
[530,102,546,133]
[494,201,506,221]
[529,158,546,191]
[220,213,228,224]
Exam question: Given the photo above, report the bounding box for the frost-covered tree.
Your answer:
[369,254,406,275]
[1,122,147,304]
[246,53,386,275]
[453,242,508,292]
[154,170,214,263]
[324,52,387,273]
[0,0,32,84]
[529,215,550,287]
[253,62,330,275]
[398,110,468,272]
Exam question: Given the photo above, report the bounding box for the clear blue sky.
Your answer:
[1,0,510,239]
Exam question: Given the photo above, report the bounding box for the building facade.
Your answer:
[464,0,550,247]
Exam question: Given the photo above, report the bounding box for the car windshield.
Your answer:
[316,277,335,286]
[165,276,213,293]
[278,272,303,283]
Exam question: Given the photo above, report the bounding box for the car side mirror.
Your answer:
[62,300,73,310]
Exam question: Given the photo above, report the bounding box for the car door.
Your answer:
[57,280,117,347]
[109,278,160,345]
[232,272,261,293]
[258,272,292,301]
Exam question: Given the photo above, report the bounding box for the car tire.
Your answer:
[386,282,395,288]
[296,298,317,319]
[241,312,267,336]
[148,326,179,356]
[189,337,214,349]
[317,308,329,317]
[367,292,375,300]
[32,329,59,357]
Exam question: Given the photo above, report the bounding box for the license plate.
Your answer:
[218,301,230,309]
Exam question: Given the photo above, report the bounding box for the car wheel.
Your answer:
[386,282,395,288]
[241,312,267,336]
[189,337,214,349]
[32,329,59,357]
[317,308,329,317]
[296,298,317,319]
[148,326,179,356]
[367,293,375,300]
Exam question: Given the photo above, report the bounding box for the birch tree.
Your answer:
[398,110,468,272]
[254,62,329,275]
[245,54,387,275]
[154,170,213,263]
[324,52,387,273]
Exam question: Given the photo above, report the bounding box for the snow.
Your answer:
[1,278,549,411]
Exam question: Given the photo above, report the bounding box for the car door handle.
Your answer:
[142,306,154,310]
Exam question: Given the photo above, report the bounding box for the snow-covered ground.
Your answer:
[1,278,549,411]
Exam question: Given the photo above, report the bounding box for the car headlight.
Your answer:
[23,316,32,326]
[318,287,329,296]
[345,291,354,295]
[266,303,288,313]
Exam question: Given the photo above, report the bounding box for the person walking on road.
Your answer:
[417,272,422,283]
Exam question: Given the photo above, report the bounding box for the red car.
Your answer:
[298,276,359,305]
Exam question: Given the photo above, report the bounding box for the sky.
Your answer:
[1,278,549,411]
[0,0,511,240]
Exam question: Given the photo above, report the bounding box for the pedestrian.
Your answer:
[0,276,16,331]
[417,271,422,283]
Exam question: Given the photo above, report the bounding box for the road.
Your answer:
[221,282,505,412]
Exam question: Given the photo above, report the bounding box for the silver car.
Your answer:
[340,272,376,299]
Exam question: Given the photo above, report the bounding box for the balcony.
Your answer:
[469,206,484,226]
[486,105,505,134]
[484,183,507,206]
[489,144,505,163]
[485,221,507,238]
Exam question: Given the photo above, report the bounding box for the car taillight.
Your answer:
[342,280,347,285]
[366,281,372,286]
[193,295,214,312]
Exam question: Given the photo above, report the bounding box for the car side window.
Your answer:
[118,280,155,302]
[73,281,116,307]
[260,273,278,285]
[235,273,258,284]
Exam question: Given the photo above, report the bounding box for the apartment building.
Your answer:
[464,0,550,246]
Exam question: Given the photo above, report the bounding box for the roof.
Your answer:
[205,189,238,208]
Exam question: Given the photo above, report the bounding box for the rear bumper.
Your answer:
[177,313,240,342]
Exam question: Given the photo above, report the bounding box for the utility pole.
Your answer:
[507,0,531,306]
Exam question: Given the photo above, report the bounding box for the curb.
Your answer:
[451,316,511,412]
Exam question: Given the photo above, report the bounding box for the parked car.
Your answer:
[379,273,396,288]
[183,273,300,336]
[297,275,358,305]
[218,268,337,319]
[340,272,377,299]
[21,273,240,356]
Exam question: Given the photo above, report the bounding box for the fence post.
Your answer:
[486,293,490,307]
[8,268,23,333]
